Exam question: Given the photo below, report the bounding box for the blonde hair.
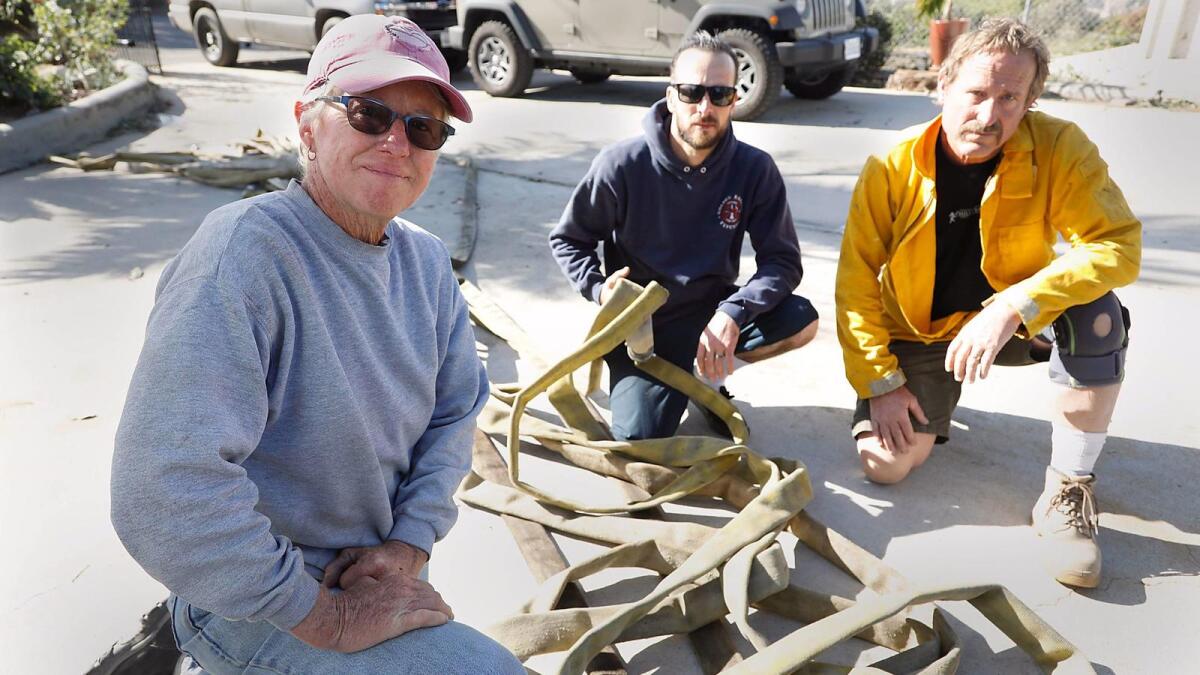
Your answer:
[940,18,1050,105]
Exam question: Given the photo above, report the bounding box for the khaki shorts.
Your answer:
[851,336,1038,444]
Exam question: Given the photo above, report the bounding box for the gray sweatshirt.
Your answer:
[111,181,488,631]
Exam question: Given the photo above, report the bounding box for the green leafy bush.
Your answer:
[1,33,63,112]
[867,0,1147,59]
[852,10,895,86]
[0,0,130,113]
[32,0,131,94]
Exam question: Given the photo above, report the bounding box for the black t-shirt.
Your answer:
[931,136,1001,321]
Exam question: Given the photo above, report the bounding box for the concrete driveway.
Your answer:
[1,15,1197,674]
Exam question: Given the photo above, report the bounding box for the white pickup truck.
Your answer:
[167,0,462,69]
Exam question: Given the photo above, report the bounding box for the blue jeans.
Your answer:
[169,594,524,674]
[605,293,819,440]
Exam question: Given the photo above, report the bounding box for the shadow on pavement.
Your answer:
[466,73,940,131]
[0,168,238,284]
[228,55,310,74]
[1137,213,1200,256]
[764,89,939,129]
[736,402,1199,608]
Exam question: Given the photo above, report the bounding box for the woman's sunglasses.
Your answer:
[670,83,738,107]
[315,95,455,151]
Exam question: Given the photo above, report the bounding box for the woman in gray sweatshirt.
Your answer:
[110,15,522,673]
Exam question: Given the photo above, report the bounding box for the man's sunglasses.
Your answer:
[315,95,455,151]
[670,83,738,107]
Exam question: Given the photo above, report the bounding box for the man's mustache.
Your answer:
[961,121,1001,135]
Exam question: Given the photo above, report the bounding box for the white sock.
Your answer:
[1049,423,1106,476]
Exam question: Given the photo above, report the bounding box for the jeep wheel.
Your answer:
[569,67,610,85]
[718,28,782,121]
[442,47,468,74]
[320,15,343,39]
[785,64,857,100]
[193,7,238,67]
[468,20,533,98]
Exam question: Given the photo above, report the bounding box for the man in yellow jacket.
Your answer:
[835,18,1140,589]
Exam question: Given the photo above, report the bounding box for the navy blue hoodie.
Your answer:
[549,99,803,326]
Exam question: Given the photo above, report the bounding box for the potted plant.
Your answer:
[917,0,970,68]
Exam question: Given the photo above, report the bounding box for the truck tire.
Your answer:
[193,7,238,67]
[320,15,343,39]
[718,28,782,121]
[468,20,533,98]
[442,47,468,74]
[785,64,857,100]
[569,67,610,84]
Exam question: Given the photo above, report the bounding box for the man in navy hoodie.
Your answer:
[549,32,818,441]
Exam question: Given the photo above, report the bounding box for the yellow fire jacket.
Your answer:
[835,110,1141,399]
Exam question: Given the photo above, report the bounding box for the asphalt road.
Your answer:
[2,14,1198,674]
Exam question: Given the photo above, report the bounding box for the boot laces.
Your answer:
[1048,477,1099,537]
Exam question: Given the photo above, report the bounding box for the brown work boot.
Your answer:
[1031,467,1102,588]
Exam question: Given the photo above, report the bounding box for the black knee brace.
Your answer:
[1048,291,1130,387]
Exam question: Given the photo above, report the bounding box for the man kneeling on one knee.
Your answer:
[835,19,1140,589]
[550,32,818,440]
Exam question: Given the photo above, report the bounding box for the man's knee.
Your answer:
[380,621,523,673]
[442,623,524,673]
[609,389,686,440]
[612,415,681,441]
[608,366,689,440]
[860,451,914,484]
[740,315,819,362]
[787,318,819,350]
[855,432,936,484]
[1050,292,1130,387]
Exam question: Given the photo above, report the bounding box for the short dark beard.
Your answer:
[675,113,726,151]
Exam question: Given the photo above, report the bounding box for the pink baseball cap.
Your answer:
[304,14,472,122]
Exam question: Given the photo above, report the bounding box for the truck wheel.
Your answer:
[468,20,533,97]
[718,28,782,121]
[442,47,468,74]
[569,67,610,84]
[785,64,857,100]
[320,16,343,39]
[193,7,238,67]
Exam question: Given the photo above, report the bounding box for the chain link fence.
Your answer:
[864,0,1150,70]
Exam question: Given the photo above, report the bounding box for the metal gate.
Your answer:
[116,0,161,74]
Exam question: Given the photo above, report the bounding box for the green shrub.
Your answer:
[0,34,63,112]
[0,0,130,111]
[866,0,1147,60]
[31,0,131,96]
[1,1,37,41]
[852,10,894,85]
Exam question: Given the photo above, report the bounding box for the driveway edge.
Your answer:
[0,60,157,175]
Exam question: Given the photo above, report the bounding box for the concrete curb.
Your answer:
[0,60,157,175]
[1041,80,1138,106]
[443,154,478,269]
[882,68,1177,107]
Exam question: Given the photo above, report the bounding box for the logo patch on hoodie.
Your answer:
[718,195,743,230]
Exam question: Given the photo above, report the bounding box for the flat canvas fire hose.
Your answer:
[459,278,1094,674]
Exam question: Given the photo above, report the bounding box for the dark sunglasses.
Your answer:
[670,83,738,107]
[315,95,455,151]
